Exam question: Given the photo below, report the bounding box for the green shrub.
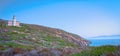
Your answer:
[70,45,117,56]
[0,42,32,49]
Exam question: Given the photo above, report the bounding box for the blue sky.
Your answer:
[0,0,120,38]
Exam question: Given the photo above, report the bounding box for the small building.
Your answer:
[7,16,20,27]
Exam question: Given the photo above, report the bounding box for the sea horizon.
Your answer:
[88,38,120,46]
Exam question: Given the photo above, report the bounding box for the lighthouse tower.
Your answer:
[7,15,20,27]
[13,15,16,26]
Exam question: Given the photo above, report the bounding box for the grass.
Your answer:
[0,42,32,50]
[70,45,117,56]
[42,35,79,48]
[0,21,82,48]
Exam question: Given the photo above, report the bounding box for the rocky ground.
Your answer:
[0,46,81,56]
[0,19,89,56]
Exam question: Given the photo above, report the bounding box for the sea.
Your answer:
[88,39,120,46]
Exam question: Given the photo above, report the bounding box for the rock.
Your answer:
[13,48,23,54]
[14,54,23,56]
[25,50,39,56]
[4,48,14,56]
[0,50,3,56]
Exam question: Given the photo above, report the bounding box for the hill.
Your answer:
[0,19,89,56]
[0,19,90,56]
[1,19,119,56]
[88,35,120,39]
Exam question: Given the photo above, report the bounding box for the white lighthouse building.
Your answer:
[7,16,20,27]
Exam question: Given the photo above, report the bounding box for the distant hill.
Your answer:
[89,35,120,39]
[0,19,89,49]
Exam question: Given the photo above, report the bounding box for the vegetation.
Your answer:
[0,19,85,49]
[0,19,119,56]
[70,45,118,56]
[0,42,32,50]
[0,19,92,56]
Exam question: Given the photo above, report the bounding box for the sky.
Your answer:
[0,0,120,38]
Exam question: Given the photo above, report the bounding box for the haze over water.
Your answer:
[86,35,120,46]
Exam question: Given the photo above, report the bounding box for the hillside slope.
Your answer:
[0,19,89,49]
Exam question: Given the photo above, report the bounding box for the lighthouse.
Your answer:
[13,15,16,26]
[7,15,20,27]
